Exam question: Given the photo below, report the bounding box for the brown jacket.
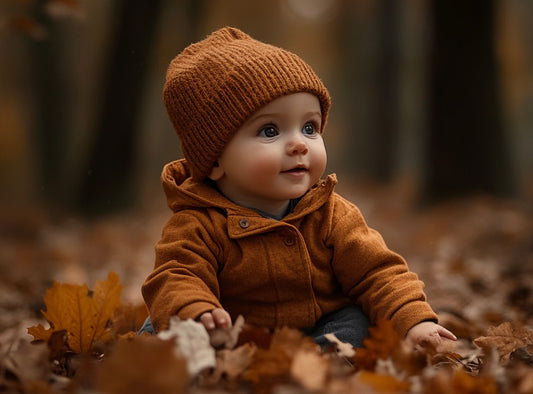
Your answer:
[142,159,438,336]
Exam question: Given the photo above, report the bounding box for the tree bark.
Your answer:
[424,0,513,202]
[78,0,162,215]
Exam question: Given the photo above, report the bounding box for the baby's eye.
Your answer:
[258,125,279,138]
[302,122,317,135]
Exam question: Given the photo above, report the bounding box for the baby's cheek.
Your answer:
[245,157,279,179]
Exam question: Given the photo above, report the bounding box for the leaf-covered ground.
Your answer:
[1,183,532,393]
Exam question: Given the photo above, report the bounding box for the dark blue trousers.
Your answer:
[139,305,369,348]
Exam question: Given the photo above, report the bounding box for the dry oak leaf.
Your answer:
[27,271,123,354]
[473,321,533,364]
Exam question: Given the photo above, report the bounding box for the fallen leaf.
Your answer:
[353,319,402,370]
[27,272,123,354]
[158,317,216,376]
[236,323,272,349]
[356,370,411,392]
[209,315,245,349]
[244,327,317,388]
[93,336,188,394]
[291,348,329,391]
[0,338,50,391]
[325,333,356,358]
[474,322,533,364]
[451,369,498,394]
[203,343,256,389]
[111,303,149,335]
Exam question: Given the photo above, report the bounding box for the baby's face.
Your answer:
[209,92,327,217]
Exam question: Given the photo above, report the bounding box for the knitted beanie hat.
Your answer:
[163,26,331,181]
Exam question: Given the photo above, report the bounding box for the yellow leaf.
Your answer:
[89,271,123,345]
[27,272,123,354]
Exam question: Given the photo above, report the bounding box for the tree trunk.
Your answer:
[28,0,68,210]
[424,0,513,202]
[78,0,162,215]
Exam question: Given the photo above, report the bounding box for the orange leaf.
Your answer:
[27,272,123,354]
[451,369,498,394]
[356,370,411,392]
[244,327,316,387]
[93,336,189,394]
[111,303,149,335]
[27,323,54,343]
[353,319,402,370]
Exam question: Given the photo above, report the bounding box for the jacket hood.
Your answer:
[161,159,229,213]
[161,158,338,218]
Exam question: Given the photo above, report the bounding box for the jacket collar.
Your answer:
[162,159,337,237]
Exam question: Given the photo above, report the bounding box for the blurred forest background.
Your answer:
[0,0,533,326]
[0,0,532,217]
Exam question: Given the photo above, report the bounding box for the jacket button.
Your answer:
[284,237,295,246]
[239,219,250,228]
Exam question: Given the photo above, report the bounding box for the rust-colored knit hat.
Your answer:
[163,27,331,181]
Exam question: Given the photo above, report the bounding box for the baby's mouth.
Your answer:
[282,166,308,174]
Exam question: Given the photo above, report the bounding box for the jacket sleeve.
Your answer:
[327,194,438,337]
[141,211,223,332]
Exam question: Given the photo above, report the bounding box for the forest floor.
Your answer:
[1,180,532,393]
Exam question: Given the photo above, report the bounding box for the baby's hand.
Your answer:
[405,321,457,350]
[199,308,232,330]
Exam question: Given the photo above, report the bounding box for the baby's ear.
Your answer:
[208,162,224,181]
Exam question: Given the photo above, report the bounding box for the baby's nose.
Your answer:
[287,136,308,155]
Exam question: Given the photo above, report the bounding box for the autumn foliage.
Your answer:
[0,272,523,392]
[27,272,122,354]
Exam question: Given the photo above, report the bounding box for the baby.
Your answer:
[141,27,456,349]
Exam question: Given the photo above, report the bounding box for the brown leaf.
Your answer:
[209,315,245,349]
[451,369,498,394]
[93,336,189,394]
[203,343,256,389]
[356,370,411,393]
[0,339,50,391]
[423,368,498,394]
[291,348,329,391]
[27,272,123,354]
[474,322,533,364]
[236,323,272,349]
[244,327,317,388]
[111,303,149,335]
[353,319,402,370]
